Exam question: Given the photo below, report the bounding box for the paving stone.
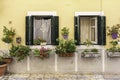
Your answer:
[1,73,120,80]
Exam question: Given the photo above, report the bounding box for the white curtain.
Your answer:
[34,17,51,44]
[80,17,90,43]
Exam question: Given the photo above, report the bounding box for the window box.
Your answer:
[81,49,101,58]
[107,41,120,58]
[107,51,120,58]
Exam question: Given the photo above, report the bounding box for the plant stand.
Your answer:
[81,52,101,58]
[107,52,120,58]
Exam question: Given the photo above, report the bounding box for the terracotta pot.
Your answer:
[3,58,13,64]
[0,63,7,76]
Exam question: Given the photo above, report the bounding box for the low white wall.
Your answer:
[3,45,120,73]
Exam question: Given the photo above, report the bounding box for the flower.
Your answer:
[34,47,52,59]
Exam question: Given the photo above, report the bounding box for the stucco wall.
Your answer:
[0,0,120,49]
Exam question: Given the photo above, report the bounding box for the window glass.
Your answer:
[80,17,97,44]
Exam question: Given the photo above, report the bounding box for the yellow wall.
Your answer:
[0,0,120,49]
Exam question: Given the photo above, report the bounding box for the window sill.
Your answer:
[76,45,105,50]
[30,45,56,49]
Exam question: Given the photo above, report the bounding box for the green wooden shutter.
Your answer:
[25,16,33,45]
[101,16,106,45]
[51,16,59,45]
[74,16,80,45]
[97,16,106,45]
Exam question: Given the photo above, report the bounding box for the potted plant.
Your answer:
[2,26,15,44]
[0,56,8,76]
[107,24,120,39]
[55,39,76,57]
[107,41,120,57]
[34,38,46,45]
[34,38,42,45]
[81,39,100,58]
[61,27,69,39]
[9,45,31,61]
[33,47,52,60]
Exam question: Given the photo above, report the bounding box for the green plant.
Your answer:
[61,27,69,36]
[107,24,120,39]
[55,39,76,54]
[3,26,15,36]
[33,47,52,59]
[91,48,98,53]
[34,38,46,45]
[0,56,4,64]
[110,41,118,48]
[82,48,98,54]
[107,40,120,53]
[2,36,13,43]
[34,38,41,45]
[9,45,31,61]
[83,39,93,47]
[2,26,15,43]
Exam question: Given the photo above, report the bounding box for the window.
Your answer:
[25,12,59,45]
[74,12,106,45]
[80,17,97,44]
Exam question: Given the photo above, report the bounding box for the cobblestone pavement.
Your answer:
[0,73,120,80]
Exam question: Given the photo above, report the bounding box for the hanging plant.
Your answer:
[2,26,15,43]
[61,27,69,39]
[107,24,120,39]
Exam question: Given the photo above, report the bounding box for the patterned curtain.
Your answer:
[33,17,51,44]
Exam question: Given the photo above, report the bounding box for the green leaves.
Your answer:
[107,24,120,36]
[9,45,31,61]
[2,26,15,43]
[55,39,76,54]
[3,26,15,36]
[61,27,69,36]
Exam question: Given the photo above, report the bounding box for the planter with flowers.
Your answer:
[107,41,120,58]
[107,24,120,39]
[33,47,52,59]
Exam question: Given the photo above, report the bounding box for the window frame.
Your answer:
[74,12,106,45]
[26,11,59,45]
